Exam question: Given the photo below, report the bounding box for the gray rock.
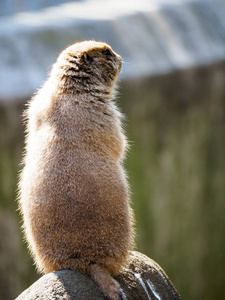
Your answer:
[16,251,181,300]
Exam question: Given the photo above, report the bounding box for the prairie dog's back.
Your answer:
[19,40,134,300]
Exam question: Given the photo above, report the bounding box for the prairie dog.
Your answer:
[19,40,134,300]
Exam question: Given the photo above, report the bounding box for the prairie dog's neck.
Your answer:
[51,72,116,104]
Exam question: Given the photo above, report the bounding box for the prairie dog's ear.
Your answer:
[83,52,93,64]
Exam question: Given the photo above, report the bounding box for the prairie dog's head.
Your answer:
[53,40,122,93]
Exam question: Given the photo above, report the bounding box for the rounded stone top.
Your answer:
[16,251,181,300]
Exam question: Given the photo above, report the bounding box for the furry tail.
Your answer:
[88,263,125,300]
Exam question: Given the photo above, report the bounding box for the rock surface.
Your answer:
[16,251,181,300]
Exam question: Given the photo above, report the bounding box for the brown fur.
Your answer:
[18,40,134,300]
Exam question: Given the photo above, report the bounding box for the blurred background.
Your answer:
[0,0,225,299]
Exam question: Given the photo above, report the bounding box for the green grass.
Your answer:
[0,64,225,299]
